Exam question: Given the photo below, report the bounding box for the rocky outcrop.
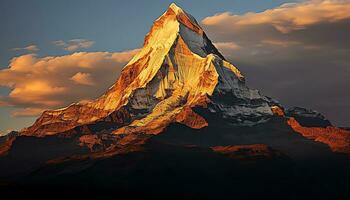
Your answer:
[211,144,285,160]
[286,107,332,127]
[0,132,18,156]
[79,135,102,151]
[288,117,350,153]
[271,105,285,117]
[175,106,208,129]
[268,105,350,154]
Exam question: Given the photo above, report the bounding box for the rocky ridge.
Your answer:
[21,3,274,137]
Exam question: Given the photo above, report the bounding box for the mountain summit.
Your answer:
[1,4,350,198]
[22,3,274,137]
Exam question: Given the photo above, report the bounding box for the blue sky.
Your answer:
[0,0,294,66]
[1,0,350,133]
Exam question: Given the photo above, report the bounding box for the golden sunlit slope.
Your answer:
[21,3,273,137]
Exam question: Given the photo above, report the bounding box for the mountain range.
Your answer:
[1,3,349,199]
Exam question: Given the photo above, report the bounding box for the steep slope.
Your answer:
[287,117,350,153]
[271,105,350,153]
[21,3,273,137]
[1,4,350,199]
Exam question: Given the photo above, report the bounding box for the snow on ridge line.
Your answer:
[21,3,274,136]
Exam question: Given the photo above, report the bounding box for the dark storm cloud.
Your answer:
[202,0,350,126]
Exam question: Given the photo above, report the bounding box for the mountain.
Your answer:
[1,3,350,199]
[18,3,349,153]
[21,3,274,137]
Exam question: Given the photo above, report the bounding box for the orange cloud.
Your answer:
[11,108,47,117]
[202,0,350,33]
[71,72,95,86]
[201,0,350,64]
[0,49,139,116]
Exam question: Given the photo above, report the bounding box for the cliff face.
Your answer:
[21,3,273,137]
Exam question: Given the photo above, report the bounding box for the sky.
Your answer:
[1,0,350,134]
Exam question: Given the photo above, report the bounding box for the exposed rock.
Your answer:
[270,106,350,154]
[0,131,18,156]
[271,105,285,117]
[286,107,332,127]
[79,135,102,151]
[175,106,208,129]
[288,117,350,153]
[211,144,285,160]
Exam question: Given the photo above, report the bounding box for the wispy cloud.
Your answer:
[213,42,240,50]
[53,39,95,51]
[261,40,301,48]
[12,45,39,52]
[11,108,46,117]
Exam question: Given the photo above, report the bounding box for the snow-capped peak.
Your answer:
[22,4,274,137]
[168,3,185,15]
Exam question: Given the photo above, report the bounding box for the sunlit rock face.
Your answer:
[21,3,273,136]
[211,144,286,161]
[267,106,350,154]
[0,131,18,156]
[271,106,285,117]
[287,117,350,154]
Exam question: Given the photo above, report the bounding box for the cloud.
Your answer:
[11,108,46,117]
[202,0,350,126]
[12,45,39,52]
[0,49,139,117]
[260,40,301,48]
[213,42,240,50]
[213,42,240,59]
[70,72,95,86]
[202,0,350,33]
[53,39,95,51]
